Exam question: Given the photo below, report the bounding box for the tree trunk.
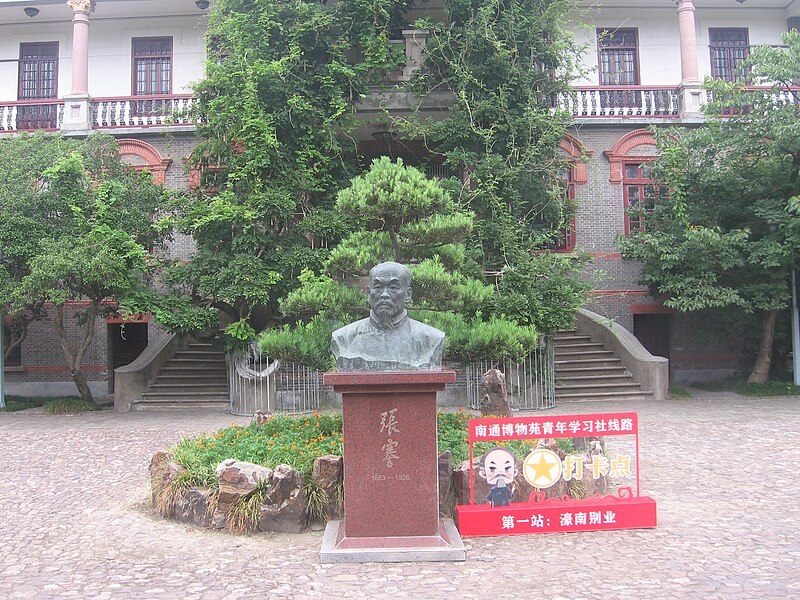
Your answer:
[53,303,97,403]
[747,309,778,384]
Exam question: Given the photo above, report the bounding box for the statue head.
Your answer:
[368,261,413,322]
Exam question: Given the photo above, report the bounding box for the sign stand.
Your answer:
[456,412,657,537]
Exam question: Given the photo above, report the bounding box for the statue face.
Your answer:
[368,264,412,320]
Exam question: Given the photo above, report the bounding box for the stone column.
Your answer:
[62,0,95,134]
[676,0,703,119]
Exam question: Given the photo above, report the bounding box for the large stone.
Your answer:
[312,455,343,521]
[258,464,306,533]
[480,368,511,416]
[213,459,273,529]
[173,487,213,528]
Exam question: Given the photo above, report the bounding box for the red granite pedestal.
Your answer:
[320,370,466,563]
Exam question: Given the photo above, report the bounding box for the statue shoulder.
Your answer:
[409,319,446,340]
[332,318,370,341]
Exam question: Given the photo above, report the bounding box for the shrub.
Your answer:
[43,397,98,414]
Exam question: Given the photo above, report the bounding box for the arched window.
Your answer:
[117,139,172,184]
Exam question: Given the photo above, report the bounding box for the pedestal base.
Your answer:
[319,518,466,563]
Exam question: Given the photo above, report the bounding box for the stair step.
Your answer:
[556,383,643,394]
[153,371,225,385]
[165,359,226,366]
[557,390,654,402]
[173,351,226,360]
[556,358,623,368]
[556,374,634,384]
[141,391,229,399]
[148,384,229,393]
[131,400,229,411]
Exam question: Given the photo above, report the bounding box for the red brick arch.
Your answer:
[603,129,658,184]
[117,139,172,184]
[560,133,593,184]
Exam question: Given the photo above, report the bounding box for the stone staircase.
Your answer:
[554,330,653,402]
[131,341,229,411]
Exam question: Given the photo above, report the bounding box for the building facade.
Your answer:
[1,0,798,395]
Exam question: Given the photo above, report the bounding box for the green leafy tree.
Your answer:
[164,0,409,347]
[0,133,166,402]
[619,31,800,382]
[268,158,538,366]
[169,0,587,360]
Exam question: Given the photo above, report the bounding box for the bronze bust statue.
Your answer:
[331,262,445,371]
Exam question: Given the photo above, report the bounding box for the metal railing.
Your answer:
[0,100,64,131]
[228,343,322,416]
[554,86,679,118]
[92,94,201,128]
[465,336,556,411]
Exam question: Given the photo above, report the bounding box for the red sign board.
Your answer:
[455,412,657,537]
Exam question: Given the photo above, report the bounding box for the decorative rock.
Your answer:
[213,459,273,529]
[480,368,511,416]
[258,464,306,533]
[312,455,343,520]
[173,487,213,528]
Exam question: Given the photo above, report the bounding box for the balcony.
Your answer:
[554,86,680,118]
[0,95,201,134]
[705,85,800,117]
[0,100,64,132]
[92,95,202,129]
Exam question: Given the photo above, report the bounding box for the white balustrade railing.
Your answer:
[92,95,202,128]
[554,87,679,118]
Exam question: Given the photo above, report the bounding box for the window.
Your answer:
[623,163,666,235]
[709,28,749,82]
[597,29,639,86]
[597,28,640,109]
[132,37,172,116]
[552,165,576,252]
[17,42,59,130]
[534,165,576,252]
[3,324,22,368]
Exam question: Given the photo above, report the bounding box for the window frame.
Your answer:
[709,28,750,82]
[131,36,173,97]
[622,161,666,236]
[596,28,640,87]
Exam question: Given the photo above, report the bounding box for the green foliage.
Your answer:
[492,253,590,333]
[695,379,800,397]
[404,0,584,268]
[412,310,537,362]
[258,316,337,372]
[43,398,99,414]
[165,0,410,344]
[171,414,344,483]
[0,396,53,413]
[0,133,167,401]
[618,32,800,381]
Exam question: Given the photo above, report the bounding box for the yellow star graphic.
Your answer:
[523,449,562,488]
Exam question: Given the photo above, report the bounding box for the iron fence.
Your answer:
[465,336,556,411]
[228,343,322,415]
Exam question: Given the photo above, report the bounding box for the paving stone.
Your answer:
[1,400,799,598]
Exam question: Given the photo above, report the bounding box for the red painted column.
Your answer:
[66,0,93,95]
[676,0,699,84]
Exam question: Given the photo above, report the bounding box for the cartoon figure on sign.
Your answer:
[478,447,519,507]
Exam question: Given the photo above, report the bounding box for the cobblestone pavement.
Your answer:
[1,395,799,599]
